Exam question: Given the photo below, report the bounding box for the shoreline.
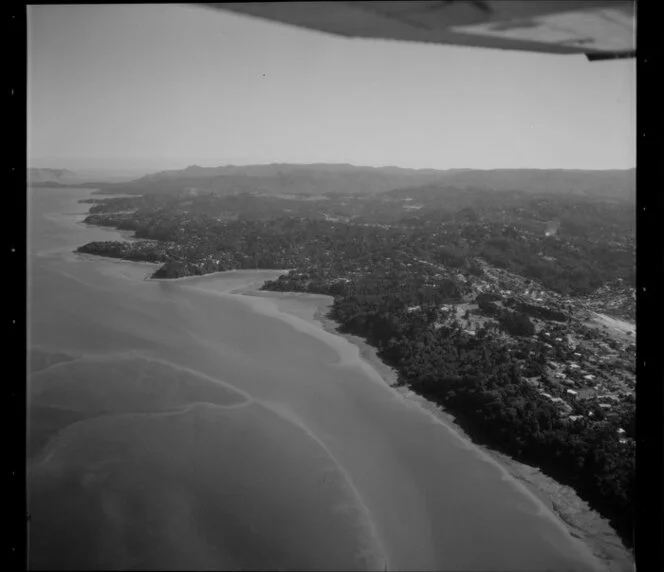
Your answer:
[71,198,633,570]
[74,251,162,269]
[147,267,291,283]
[230,282,633,572]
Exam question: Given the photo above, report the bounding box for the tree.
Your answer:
[499,311,535,337]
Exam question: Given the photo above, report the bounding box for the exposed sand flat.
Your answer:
[186,281,398,387]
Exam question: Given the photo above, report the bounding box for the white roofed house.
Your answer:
[617,428,629,444]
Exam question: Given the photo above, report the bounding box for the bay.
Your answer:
[27,187,608,571]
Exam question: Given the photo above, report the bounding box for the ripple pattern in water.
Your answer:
[28,350,387,571]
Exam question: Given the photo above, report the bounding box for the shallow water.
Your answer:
[27,187,608,571]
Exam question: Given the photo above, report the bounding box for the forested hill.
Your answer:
[86,164,446,196]
[86,164,635,200]
[137,163,447,181]
[402,169,635,200]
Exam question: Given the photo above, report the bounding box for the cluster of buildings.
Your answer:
[449,261,636,443]
[344,250,636,447]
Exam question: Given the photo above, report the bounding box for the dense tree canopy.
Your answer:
[326,292,634,546]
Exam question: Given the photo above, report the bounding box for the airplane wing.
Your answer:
[201,1,635,61]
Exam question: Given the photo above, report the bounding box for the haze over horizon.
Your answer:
[28,4,635,174]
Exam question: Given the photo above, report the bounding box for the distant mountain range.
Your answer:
[34,163,635,201]
[386,169,636,203]
[103,163,451,197]
[424,168,635,200]
[27,168,147,186]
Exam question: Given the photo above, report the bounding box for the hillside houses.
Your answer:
[461,274,637,420]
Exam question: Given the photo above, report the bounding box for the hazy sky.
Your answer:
[28,4,636,172]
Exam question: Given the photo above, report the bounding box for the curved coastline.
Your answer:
[61,190,632,571]
[174,272,630,572]
[244,286,633,572]
[86,260,633,571]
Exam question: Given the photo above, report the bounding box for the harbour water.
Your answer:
[27,187,607,571]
